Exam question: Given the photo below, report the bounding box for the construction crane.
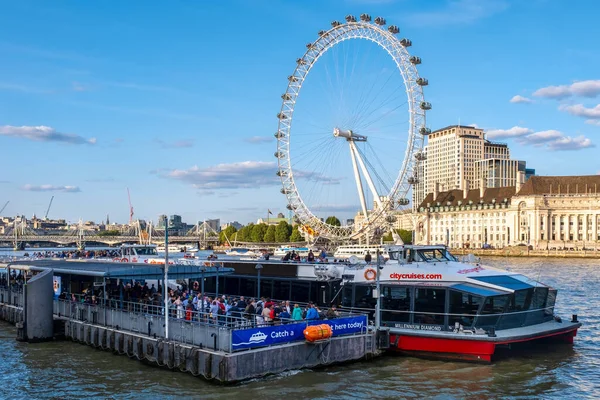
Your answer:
[44,196,54,220]
[0,201,9,215]
[127,188,134,224]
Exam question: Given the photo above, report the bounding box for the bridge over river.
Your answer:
[0,234,219,248]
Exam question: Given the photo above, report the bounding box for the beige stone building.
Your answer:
[414,175,600,250]
[414,124,526,208]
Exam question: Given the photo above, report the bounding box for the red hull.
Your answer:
[389,327,579,362]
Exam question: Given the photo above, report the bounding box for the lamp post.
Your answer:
[215,262,219,299]
[255,264,263,299]
[164,224,169,340]
[375,250,382,330]
[200,265,205,299]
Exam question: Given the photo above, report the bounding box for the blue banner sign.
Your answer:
[309,315,368,336]
[231,315,368,351]
[231,322,306,350]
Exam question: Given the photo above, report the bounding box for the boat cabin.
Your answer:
[341,246,557,333]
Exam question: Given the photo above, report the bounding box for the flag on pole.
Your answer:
[268,209,273,215]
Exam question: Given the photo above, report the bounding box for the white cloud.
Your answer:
[559,104,600,119]
[517,130,563,145]
[509,95,532,104]
[0,125,96,145]
[547,135,594,151]
[406,0,508,26]
[166,161,277,190]
[244,136,274,144]
[586,119,600,126]
[163,161,341,190]
[490,126,595,151]
[533,80,600,99]
[22,184,81,193]
[486,126,533,139]
[155,138,194,148]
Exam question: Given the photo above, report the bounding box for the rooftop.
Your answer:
[419,186,516,209]
[516,175,600,196]
[431,125,482,134]
[1,259,234,279]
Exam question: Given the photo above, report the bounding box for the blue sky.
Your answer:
[0,0,599,226]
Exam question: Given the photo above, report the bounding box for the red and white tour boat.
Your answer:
[337,244,581,362]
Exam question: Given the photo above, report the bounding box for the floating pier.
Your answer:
[0,259,384,383]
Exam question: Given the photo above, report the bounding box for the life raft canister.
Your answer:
[364,268,376,281]
[303,324,333,342]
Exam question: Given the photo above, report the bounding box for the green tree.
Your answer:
[382,229,413,244]
[236,224,253,242]
[275,221,291,242]
[264,225,276,243]
[399,229,413,244]
[325,216,341,226]
[97,230,120,236]
[251,224,268,242]
[219,225,237,245]
[289,226,303,242]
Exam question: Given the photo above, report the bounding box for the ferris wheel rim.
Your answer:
[275,17,428,241]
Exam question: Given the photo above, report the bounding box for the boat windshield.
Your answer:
[135,247,158,256]
[415,248,457,263]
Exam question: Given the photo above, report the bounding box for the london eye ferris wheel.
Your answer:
[275,14,431,242]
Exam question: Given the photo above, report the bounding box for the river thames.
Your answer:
[0,256,598,399]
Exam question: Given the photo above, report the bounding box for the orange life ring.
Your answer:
[364,268,376,281]
[121,258,129,263]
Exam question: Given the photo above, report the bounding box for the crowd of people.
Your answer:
[55,279,342,328]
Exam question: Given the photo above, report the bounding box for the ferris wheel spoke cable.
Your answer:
[356,99,409,133]
[353,85,407,131]
[300,138,343,209]
[349,70,399,129]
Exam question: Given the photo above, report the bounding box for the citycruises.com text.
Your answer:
[389,272,443,280]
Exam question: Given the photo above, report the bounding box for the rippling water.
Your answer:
[0,257,598,399]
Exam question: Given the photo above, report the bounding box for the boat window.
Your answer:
[388,251,399,261]
[449,290,482,327]
[507,289,533,312]
[135,247,157,256]
[471,275,533,291]
[354,285,377,309]
[341,285,353,308]
[415,249,452,263]
[381,287,411,323]
[530,287,548,309]
[414,288,446,325]
[475,295,508,328]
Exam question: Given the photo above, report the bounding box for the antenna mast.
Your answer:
[127,188,134,224]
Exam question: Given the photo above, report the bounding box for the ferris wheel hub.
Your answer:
[333,127,367,142]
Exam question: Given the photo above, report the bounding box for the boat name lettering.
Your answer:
[457,266,484,274]
[390,272,443,280]
[394,323,442,331]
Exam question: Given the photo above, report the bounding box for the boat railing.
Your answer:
[338,304,557,332]
[52,296,370,352]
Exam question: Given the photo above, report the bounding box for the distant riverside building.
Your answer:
[157,215,167,228]
[414,125,530,208]
[222,221,242,230]
[205,218,221,233]
[169,215,182,229]
[414,175,600,250]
